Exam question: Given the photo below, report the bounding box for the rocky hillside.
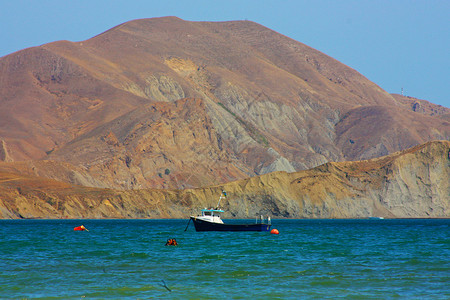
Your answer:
[0,17,448,190]
[391,93,450,120]
[1,140,448,219]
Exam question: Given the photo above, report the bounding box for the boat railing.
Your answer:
[255,215,271,225]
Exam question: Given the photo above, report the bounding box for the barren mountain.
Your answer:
[0,17,449,190]
[391,93,450,120]
[1,140,448,219]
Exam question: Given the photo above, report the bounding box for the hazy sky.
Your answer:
[1,0,448,108]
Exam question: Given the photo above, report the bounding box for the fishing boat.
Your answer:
[186,191,271,232]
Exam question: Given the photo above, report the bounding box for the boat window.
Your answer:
[204,211,211,216]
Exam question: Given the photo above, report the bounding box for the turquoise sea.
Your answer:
[0,219,449,299]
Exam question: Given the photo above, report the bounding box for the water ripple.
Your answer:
[0,219,449,299]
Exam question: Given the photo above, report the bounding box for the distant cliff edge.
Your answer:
[0,140,448,219]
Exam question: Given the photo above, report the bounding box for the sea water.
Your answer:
[0,219,448,299]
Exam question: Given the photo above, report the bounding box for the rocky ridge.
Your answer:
[1,140,448,219]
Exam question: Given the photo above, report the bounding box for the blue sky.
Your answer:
[1,0,449,108]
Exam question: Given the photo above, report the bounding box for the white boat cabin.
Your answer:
[196,208,225,224]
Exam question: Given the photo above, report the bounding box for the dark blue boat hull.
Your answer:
[190,217,271,232]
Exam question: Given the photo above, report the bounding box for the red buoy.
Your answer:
[74,225,88,231]
[270,228,279,234]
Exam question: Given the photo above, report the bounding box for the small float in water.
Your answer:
[74,225,89,231]
[165,238,178,246]
[187,191,271,232]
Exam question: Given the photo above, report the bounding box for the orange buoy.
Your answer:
[270,228,279,234]
[74,225,88,231]
[165,238,178,246]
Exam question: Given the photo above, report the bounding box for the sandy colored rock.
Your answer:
[0,141,448,219]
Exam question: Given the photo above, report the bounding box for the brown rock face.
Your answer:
[0,141,448,219]
[47,97,248,189]
[0,17,449,190]
[391,93,450,118]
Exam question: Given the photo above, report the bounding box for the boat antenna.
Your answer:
[216,190,226,209]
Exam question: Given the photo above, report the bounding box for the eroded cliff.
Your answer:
[1,17,448,190]
[1,141,448,219]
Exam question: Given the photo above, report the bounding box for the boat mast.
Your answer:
[216,191,226,209]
